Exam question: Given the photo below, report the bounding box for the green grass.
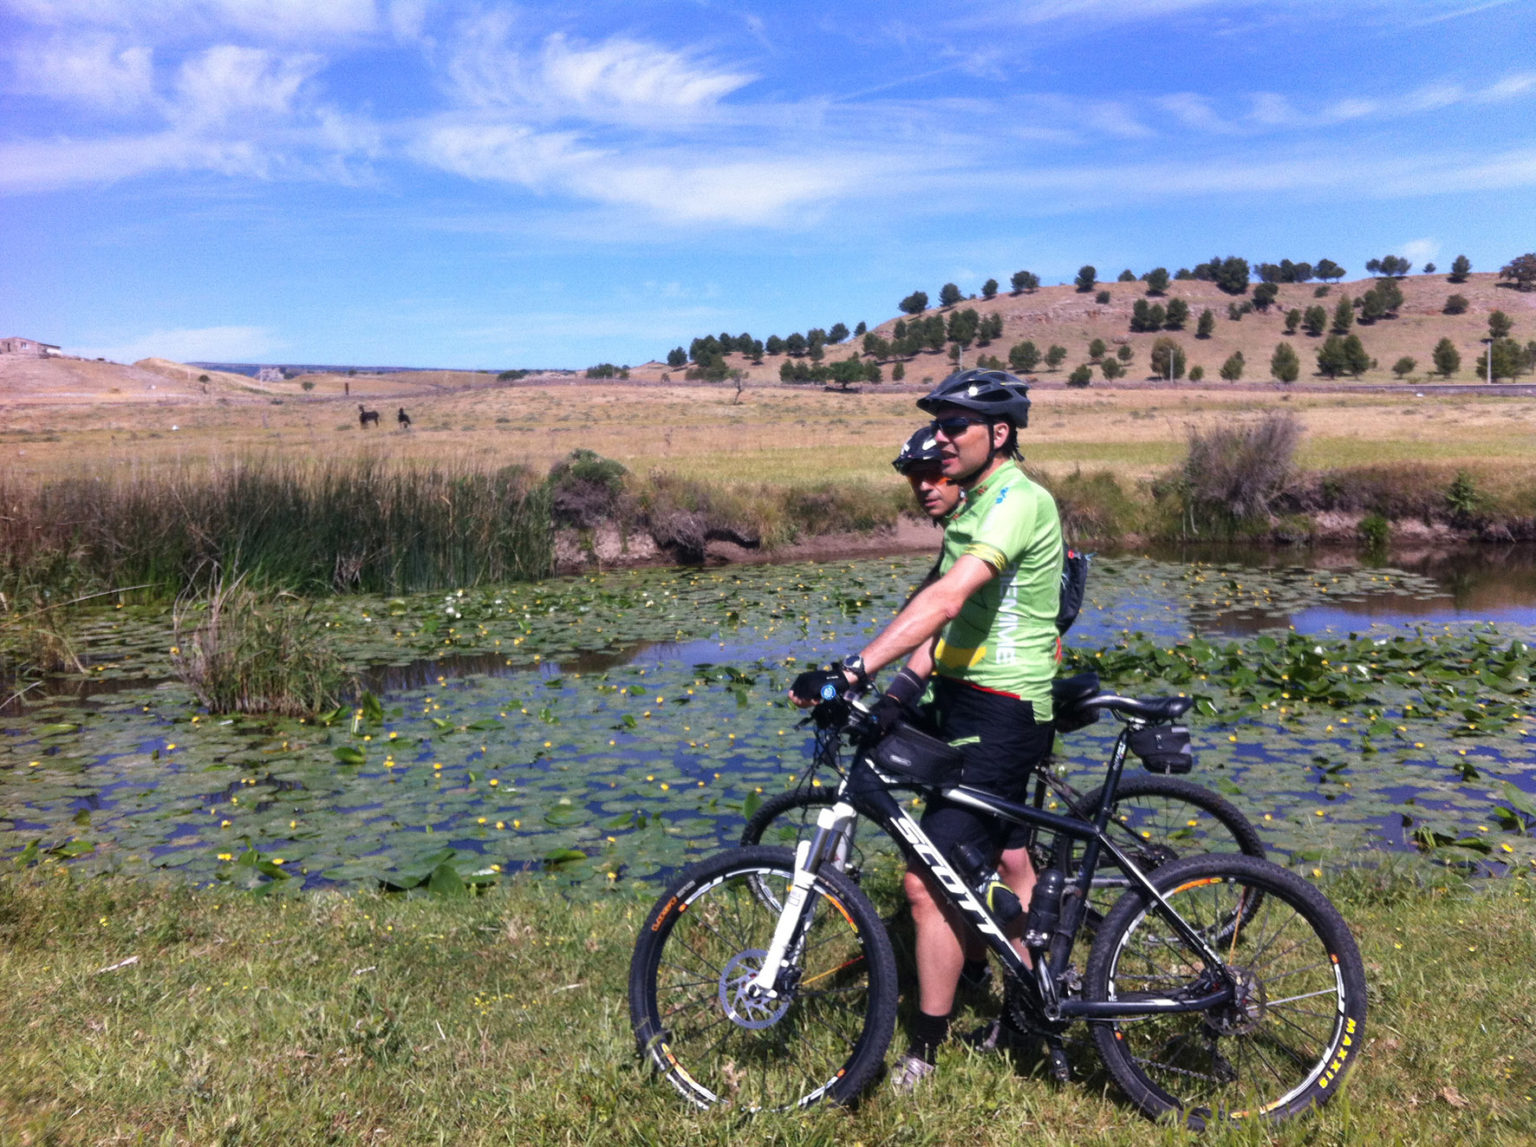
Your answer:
[2,866,1531,1145]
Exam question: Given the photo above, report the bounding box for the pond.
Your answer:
[2,551,1534,895]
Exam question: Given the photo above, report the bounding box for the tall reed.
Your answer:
[171,570,352,716]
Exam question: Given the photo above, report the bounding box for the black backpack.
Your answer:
[1056,548,1091,635]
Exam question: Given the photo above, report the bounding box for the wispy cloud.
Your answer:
[7,33,154,111]
[443,16,755,126]
[3,0,381,42]
[171,45,322,126]
[0,132,267,190]
[78,324,277,363]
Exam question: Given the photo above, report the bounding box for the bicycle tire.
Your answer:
[740,788,910,916]
[629,845,899,1111]
[1067,773,1266,928]
[1085,853,1367,1126]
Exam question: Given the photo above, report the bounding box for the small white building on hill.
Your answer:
[0,337,61,356]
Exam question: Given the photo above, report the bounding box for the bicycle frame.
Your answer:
[750,732,1240,1023]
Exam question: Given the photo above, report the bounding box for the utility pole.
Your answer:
[1481,337,1494,385]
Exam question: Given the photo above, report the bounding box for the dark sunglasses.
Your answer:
[930,414,988,438]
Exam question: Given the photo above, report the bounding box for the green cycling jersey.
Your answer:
[931,460,1062,718]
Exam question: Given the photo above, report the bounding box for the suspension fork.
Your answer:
[748,799,859,997]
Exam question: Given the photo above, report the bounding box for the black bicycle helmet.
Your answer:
[916,368,1031,428]
[891,425,944,474]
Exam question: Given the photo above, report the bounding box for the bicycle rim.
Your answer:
[630,847,897,1111]
[1087,854,1366,1125]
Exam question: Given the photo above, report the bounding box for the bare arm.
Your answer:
[855,554,995,674]
[788,555,997,707]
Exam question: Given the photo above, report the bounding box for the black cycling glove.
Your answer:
[790,667,845,704]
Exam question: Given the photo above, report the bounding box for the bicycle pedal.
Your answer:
[1044,1037,1072,1084]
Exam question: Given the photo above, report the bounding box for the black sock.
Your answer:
[907,1009,950,1064]
[959,957,989,988]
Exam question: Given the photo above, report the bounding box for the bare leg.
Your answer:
[904,867,968,1016]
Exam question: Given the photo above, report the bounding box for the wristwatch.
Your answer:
[839,653,870,688]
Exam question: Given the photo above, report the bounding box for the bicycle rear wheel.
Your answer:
[1085,853,1367,1126]
[629,846,898,1110]
[1067,773,1266,929]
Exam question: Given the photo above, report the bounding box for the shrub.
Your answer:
[1039,467,1138,542]
[1443,294,1469,315]
[1066,364,1093,387]
[1446,470,1480,524]
[1282,463,1448,520]
[1188,365,1205,381]
[548,450,630,529]
[1149,337,1186,380]
[1178,411,1302,532]
[1271,342,1301,383]
[1358,512,1390,551]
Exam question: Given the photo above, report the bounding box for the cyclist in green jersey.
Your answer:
[791,369,1062,1089]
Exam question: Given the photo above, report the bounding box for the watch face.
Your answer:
[819,681,840,701]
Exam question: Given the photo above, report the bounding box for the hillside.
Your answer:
[623,271,1536,387]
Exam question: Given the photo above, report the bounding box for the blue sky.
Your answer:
[2,0,1533,368]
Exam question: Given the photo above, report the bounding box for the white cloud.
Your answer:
[172,45,321,126]
[412,111,863,226]
[445,18,754,124]
[79,324,276,363]
[0,131,267,190]
[1156,92,1235,134]
[3,0,379,42]
[387,0,427,43]
[1399,238,1440,262]
[1248,92,1295,126]
[573,157,855,225]
[980,146,1536,211]
[8,34,154,110]
[1479,72,1536,101]
[539,33,753,111]
[412,121,601,188]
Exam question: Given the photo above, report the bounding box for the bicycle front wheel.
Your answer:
[629,846,898,1111]
[741,788,910,914]
[1085,853,1366,1127]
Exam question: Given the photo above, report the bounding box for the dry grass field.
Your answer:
[3,270,1534,502]
[3,358,1533,492]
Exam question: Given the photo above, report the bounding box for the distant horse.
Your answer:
[358,405,380,429]
[397,407,412,431]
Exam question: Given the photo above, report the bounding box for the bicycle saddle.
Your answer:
[1090,694,1194,722]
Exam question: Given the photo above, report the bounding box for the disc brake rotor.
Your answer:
[719,949,793,1030]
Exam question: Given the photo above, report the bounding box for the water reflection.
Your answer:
[1126,542,1536,634]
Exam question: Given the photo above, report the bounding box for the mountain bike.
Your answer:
[739,672,1265,932]
[630,688,1366,1123]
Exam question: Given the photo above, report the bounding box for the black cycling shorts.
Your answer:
[917,675,1054,865]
